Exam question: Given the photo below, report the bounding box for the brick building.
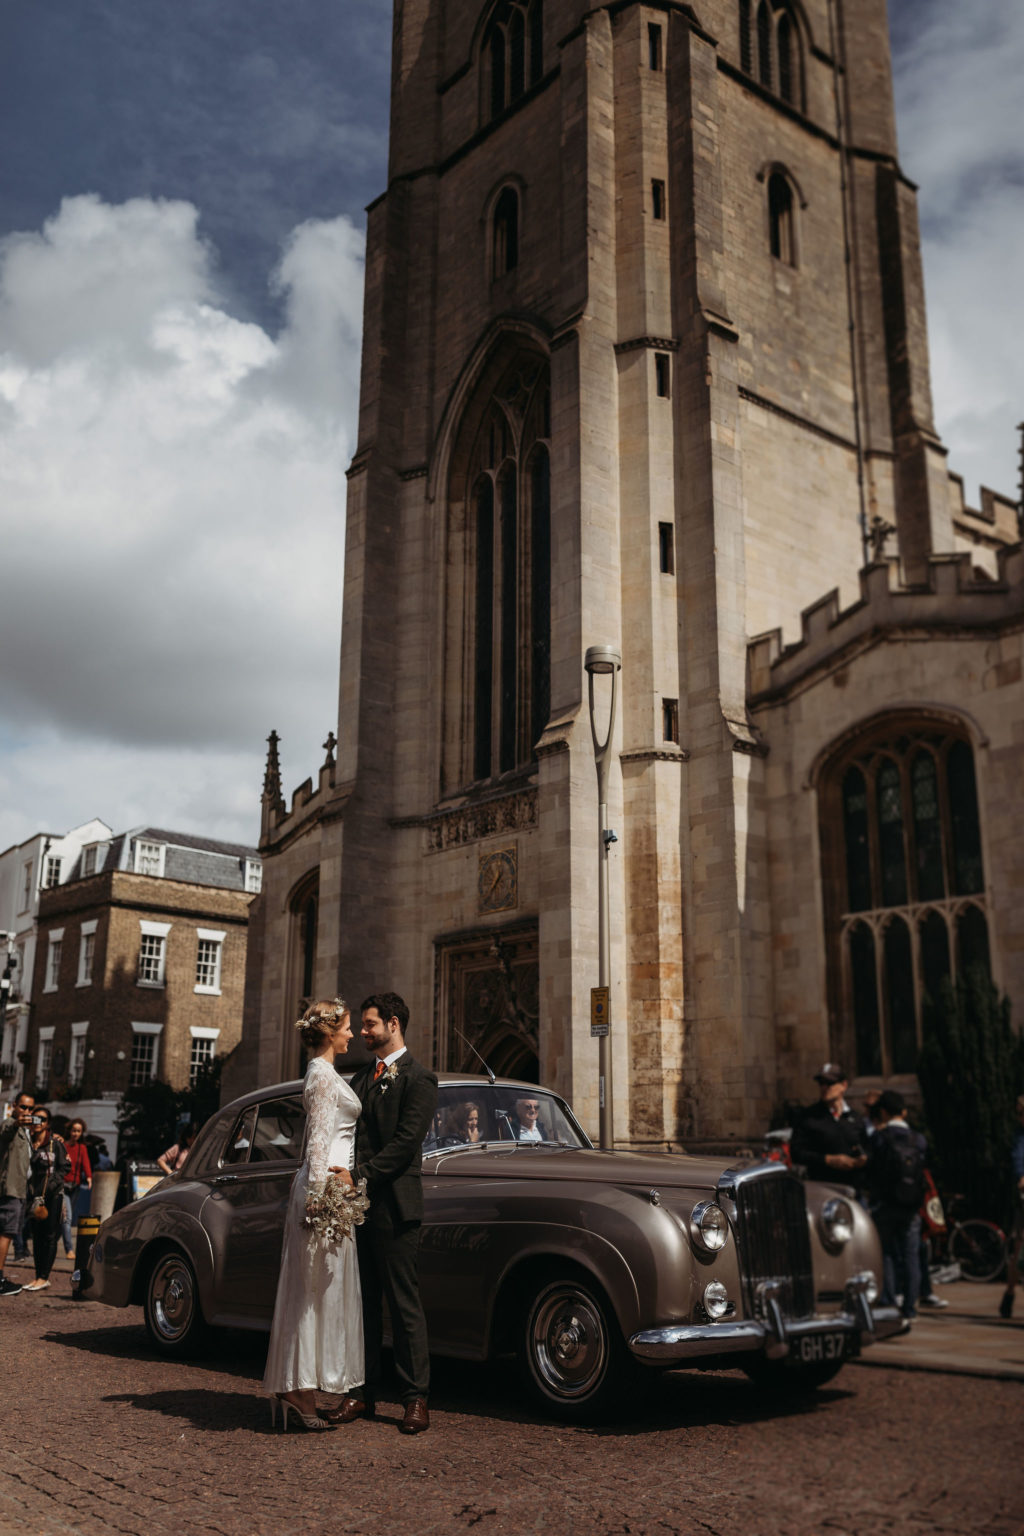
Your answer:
[28,829,260,1146]
[235,0,1023,1146]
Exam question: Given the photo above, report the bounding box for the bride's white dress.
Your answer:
[261,1057,364,1395]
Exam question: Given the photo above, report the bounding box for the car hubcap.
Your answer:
[150,1256,195,1341]
[531,1286,608,1399]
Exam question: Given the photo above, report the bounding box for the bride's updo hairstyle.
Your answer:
[294,997,349,1050]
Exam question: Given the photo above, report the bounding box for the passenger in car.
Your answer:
[446,1101,482,1144]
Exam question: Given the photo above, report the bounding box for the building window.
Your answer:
[134,839,165,877]
[37,1027,55,1090]
[77,921,98,987]
[20,860,33,912]
[69,1022,88,1085]
[44,930,64,993]
[654,353,671,398]
[822,720,990,1079]
[189,1027,220,1085]
[651,179,666,220]
[44,855,62,889]
[485,0,543,121]
[244,859,262,894]
[81,845,98,877]
[194,929,225,994]
[743,0,803,109]
[647,22,662,70]
[492,186,519,278]
[447,349,551,789]
[768,172,796,265]
[659,522,675,575]
[137,921,171,987]
[130,1024,163,1087]
[662,699,680,744]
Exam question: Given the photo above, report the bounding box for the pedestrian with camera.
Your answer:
[0,1091,36,1296]
[23,1106,70,1293]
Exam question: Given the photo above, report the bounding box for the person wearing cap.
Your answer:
[790,1063,867,1192]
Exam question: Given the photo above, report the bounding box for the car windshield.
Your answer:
[425,1085,590,1153]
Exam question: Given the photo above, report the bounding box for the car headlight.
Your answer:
[703,1280,730,1319]
[690,1201,729,1252]
[821,1197,855,1247]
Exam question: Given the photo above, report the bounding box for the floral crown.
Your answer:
[294,996,348,1032]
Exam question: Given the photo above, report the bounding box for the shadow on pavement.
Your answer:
[43,1321,268,1381]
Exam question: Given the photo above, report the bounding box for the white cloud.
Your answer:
[893,0,1024,503]
[0,194,363,849]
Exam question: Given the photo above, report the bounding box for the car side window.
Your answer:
[249,1097,305,1163]
[221,1105,258,1166]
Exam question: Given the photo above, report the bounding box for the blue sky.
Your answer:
[0,0,1020,851]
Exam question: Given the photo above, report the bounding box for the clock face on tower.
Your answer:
[477,846,518,915]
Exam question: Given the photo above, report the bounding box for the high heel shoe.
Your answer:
[271,1394,332,1432]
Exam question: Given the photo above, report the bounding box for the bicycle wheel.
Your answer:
[949,1219,1006,1282]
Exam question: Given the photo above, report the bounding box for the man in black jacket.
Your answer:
[333,992,438,1434]
[790,1063,867,1192]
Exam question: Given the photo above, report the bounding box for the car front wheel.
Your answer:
[518,1273,638,1421]
[143,1250,209,1357]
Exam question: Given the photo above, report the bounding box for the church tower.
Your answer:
[239,0,1023,1145]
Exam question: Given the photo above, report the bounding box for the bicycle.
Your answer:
[934,1194,1017,1283]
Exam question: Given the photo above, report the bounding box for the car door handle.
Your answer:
[214,1173,239,1184]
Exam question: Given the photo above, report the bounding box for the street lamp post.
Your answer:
[585,644,621,1150]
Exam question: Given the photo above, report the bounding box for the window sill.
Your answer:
[76,979,92,989]
[194,985,222,997]
[42,984,57,994]
[136,979,165,990]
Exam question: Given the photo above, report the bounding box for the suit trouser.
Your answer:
[356,1209,430,1402]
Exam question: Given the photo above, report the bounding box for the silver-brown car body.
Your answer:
[86,1074,901,1416]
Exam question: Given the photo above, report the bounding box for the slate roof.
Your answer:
[67,827,260,891]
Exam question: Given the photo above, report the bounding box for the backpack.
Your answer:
[875,1126,927,1209]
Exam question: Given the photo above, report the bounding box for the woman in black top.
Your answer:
[23,1108,70,1292]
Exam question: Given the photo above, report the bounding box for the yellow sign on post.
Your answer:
[590,986,609,1037]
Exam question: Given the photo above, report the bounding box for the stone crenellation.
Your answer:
[748,545,1024,702]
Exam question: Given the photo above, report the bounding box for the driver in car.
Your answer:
[513,1097,544,1142]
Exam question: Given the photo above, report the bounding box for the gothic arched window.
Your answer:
[741,0,803,110]
[445,350,551,791]
[822,720,989,1078]
[492,186,519,278]
[768,171,796,264]
[485,0,543,121]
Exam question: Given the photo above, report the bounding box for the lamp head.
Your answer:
[584,645,622,676]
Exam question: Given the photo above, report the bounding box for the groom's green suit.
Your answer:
[350,1051,438,1404]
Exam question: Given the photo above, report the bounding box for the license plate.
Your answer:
[795,1330,853,1364]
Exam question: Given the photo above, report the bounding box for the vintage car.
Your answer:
[86,1074,901,1418]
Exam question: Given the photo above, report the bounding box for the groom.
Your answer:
[336,992,438,1434]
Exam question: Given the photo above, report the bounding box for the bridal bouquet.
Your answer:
[304,1176,370,1246]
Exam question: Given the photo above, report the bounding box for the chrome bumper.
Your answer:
[629,1274,904,1363]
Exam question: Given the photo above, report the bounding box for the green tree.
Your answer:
[918,966,1023,1221]
[117,1055,225,1160]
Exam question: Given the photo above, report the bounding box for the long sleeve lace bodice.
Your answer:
[303,1058,340,1188]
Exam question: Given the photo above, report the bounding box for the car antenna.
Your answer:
[454,1026,496,1085]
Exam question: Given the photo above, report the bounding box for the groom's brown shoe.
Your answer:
[399,1398,429,1434]
[324,1395,375,1424]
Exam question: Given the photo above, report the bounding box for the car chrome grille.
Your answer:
[734,1172,814,1320]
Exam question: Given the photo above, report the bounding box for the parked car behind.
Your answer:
[86,1074,901,1418]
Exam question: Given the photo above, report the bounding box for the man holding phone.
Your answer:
[0,1091,36,1296]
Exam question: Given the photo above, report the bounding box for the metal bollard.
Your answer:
[72,1215,101,1299]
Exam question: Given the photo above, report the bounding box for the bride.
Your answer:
[262,998,365,1431]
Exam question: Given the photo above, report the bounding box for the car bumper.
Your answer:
[629,1275,903,1363]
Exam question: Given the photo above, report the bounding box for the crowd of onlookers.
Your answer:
[791,1063,955,1328]
[0,1092,112,1297]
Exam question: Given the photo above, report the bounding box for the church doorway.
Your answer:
[434,923,539,1084]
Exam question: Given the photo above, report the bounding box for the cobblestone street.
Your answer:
[1,1271,1021,1536]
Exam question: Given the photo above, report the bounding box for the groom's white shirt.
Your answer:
[379,1045,407,1069]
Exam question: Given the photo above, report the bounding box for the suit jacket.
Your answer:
[350,1052,438,1225]
[790,1100,866,1187]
